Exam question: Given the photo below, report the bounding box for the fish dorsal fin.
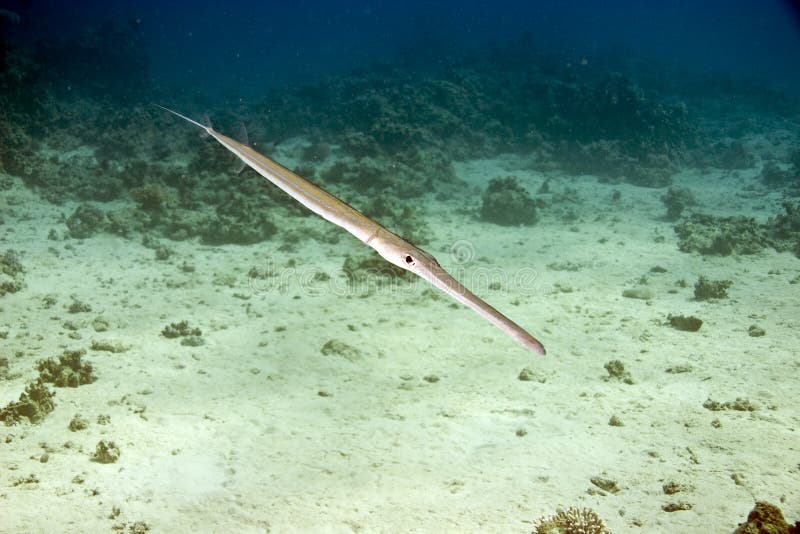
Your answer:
[235,121,251,174]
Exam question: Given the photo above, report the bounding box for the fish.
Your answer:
[157,105,546,355]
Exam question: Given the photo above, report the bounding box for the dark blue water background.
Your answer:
[4,0,799,100]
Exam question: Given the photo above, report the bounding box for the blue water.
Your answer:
[5,0,799,99]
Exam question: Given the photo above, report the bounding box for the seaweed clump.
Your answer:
[531,507,610,534]
[480,176,538,226]
[694,276,732,300]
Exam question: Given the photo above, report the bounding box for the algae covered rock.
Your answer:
[0,249,25,297]
[707,140,755,169]
[161,320,201,338]
[766,202,800,257]
[199,197,278,245]
[604,360,634,384]
[92,440,120,463]
[674,214,766,255]
[748,324,766,337]
[321,339,361,362]
[342,254,409,284]
[69,413,89,431]
[668,314,703,332]
[0,380,56,425]
[732,501,798,534]
[360,194,431,245]
[558,139,676,188]
[161,320,205,346]
[759,161,796,188]
[622,287,654,300]
[480,176,538,226]
[661,186,697,220]
[129,183,171,212]
[66,203,106,238]
[37,349,96,387]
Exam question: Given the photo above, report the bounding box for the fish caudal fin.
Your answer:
[154,104,209,131]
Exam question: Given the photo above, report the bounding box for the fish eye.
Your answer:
[404,254,414,264]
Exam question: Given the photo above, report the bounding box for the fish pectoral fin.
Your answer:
[234,121,253,174]
[237,121,251,147]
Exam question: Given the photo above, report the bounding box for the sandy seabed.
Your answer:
[1,154,798,533]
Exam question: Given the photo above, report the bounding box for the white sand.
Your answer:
[1,155,798,533]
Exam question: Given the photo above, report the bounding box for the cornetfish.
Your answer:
[157,105,546,355]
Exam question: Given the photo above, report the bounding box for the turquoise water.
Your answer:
[1,2,799,532]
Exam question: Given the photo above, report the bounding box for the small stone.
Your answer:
[622,288,654,300]
[590,476,620,494]
[604,360,634,384]
[668,314,703,332]
[662,501,693,512]
[90,339,130,353]
[518,367,547,382]
[92,440,120,464]
[92,316,110,332]
[320,339,361,362]
[68,299,92,314]
[69,414,89,432]
[662,481,692,494]
[180,335,205,347]
[665,364,693,374]
[748,324,766,337]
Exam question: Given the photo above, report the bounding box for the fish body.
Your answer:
[158,105,546,355]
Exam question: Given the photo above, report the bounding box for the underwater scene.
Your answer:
[1,1,800,532]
